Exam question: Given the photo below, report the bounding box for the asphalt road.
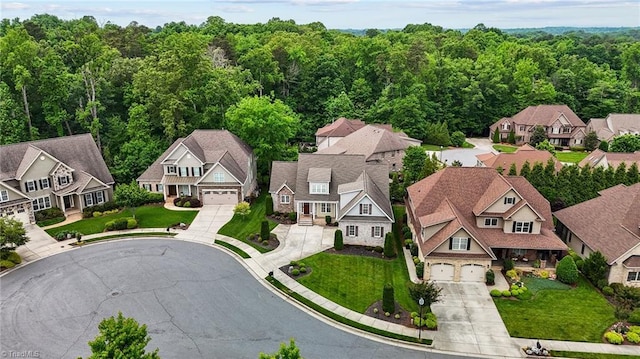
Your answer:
[1,239,478,359]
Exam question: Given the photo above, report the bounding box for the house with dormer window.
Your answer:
[489,105,586,148]
[0,134,114,224]
[269,154,394,246]
[406,167,566,282]
[137,130,257,205]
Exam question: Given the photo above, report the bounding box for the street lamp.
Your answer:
[418,297,425,341]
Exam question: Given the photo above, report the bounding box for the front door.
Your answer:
[63,195,73,209]
[168,185,177,196]
[302,203,310,215]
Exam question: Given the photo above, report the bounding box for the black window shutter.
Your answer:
[467,238,471,251]
[38,179,43,189]
[449,238,453,250]
[355,226,358,236]
[503,197,507,204]
[528,222,533,233]
[371,227,374,237]
[24,183,29,192]
[512,222,516,232]
[58,177,61,185]
[359,204,363,214]
[369,204,372,214]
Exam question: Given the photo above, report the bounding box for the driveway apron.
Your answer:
[174,205,234,242]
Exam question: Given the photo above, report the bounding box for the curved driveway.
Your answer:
[1,239,476,359]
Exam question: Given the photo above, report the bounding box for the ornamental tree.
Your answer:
[0,217,29,252]
[86,312,160,359]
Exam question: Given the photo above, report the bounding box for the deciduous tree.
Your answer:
[86,312,160,359]
[0,217,29,252]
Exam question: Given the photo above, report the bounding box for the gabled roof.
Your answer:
[316,125,420,160]
[336,170,393,221]
[308,168,332,182]
[137,130,253,183]
[554,183,640,264]
[407,167,564,254]
[269,161,298,194]
[315,118,367,137]
[0,134,113,185]
[476,145,562,173]
[578,149,640,169]
[588,114,640,141]
[490,105,586,132]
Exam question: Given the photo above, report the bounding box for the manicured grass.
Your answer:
[82,232,176,243]
[297,205,416,314]
[45,205,198,236]
[556,151,588,164]
[421,144,446,151]
[462,141,475,148]
[37,217,65,227]
[493,144,518,153]
[522,276,571,294]
[494,276,616,342]
[214,239,251,259]
[217,192,277,253]
[551,351,640,359]
[266,276,432,345]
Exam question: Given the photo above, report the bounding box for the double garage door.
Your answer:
[202,189,238,205]
[430,263,485,282]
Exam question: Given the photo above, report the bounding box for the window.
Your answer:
[502,122,510,130]
[156,184,164,192]
[85,193,94,206]
[484,218,498,227]
[359,203,372,215]
[26,180,37,192]
[451,237,469,250]
[513,248,527,256]
[513,221,533,233]
[320,203,331,213]
[504,197,516,205]
[310,183,328,194]
[371,226,383,238]
[96,191,104,204]
[627,272,640,282]
[519,125,525,131]
[179,167,189,177]
[563,127,572,134]
[346,225,358,237]
[142,184,151,191]
[32,196,51,211]
[575,138,583,145]
[213,172,224,182]
[192,167,202,177]
[0,190,8,203]
[280,194,290,204]
[39,178,50,189]
[59,175,69,186]
[167,166,176,174]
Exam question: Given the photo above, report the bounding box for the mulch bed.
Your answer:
[247,233,280,251]
[325,245,392,260]
[364,300,414,327]
[268,214,296,225]
[279,264,313,279]
[602,322,640,346]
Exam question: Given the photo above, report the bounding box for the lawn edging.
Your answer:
[214,239,251,259]
[265,276,432,346]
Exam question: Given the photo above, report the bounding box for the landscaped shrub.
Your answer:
[183,201,191,208]
[502,290,512,297]
[556,255,579,285]
[485,269,495,285]
[505,269,519,280]
[630,326,640,334]
[334,230,343,250]
[265,195,273,216]
[583,251,609,286]
[510,284,519,291]
[404,231,412,240]
[394,313,400,319]
[604,331,623,344]
[626,332,640,344]
[93,211,102,217]
[172,196,201,208]
[0,260,16,269]
[288,212,297,222]
[83,201,120,218]
[539,270,549,279]
[415,262,424,279]
[504,258,515,271]
[6,251,21,264]
[490,289,502,297]
[574,258,584,271]
[127,218,137,229]
[34,207,64,222]
[300,267,307,273]
[292,269,300,276]
[260,220,270,242]
[54,230,81,241]
[410,243,418,257]
[374,246,383,253]
[628,309,640,324]
[413,257,420,265]
[596,279,609,290]
[105,220,115,231]
[144,192,165,204]
[383,232,395,258]
[425,318,437,329]
[602,286,614,296]
[511,289,520,296]
[382,283,395,313]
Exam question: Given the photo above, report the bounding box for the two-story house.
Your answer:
[586,113,640,142]
[137,130,257,205]
[554,183,640,287]
[406,167,566,282]
[315,118,370,150]
[0,134,114,224]
[578,149,640,170]
[476,144,563,174]
[316,124,421,172]
[489,105,587,148]
[269,154,394,246]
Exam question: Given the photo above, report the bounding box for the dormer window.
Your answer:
[513,221,533,233]
[359,203,372,215]
[167,166,176,174]
[310,183,329,194]
[504,197,516,205]
[502,122,510,130]
[484,218,498,227]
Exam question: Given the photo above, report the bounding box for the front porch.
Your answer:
[297,201,337,226]
[491,248,561,269]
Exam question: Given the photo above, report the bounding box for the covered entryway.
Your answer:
[202,190,238,205]
[460,264,485,282]
[430,263,455,281]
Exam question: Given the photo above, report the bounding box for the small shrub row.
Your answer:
[0,251,22,269]
[0,260,16,269]
[92,209,120,217]
[54,230,82,241]
[104,218,137,231]
[604,331,624,344]
[83,201,120,218]
[288,260,309,276]
[34,207,64,222]
[411,312,437,329]
[173,196,202,208]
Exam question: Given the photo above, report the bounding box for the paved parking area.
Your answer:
[174,205,234,242]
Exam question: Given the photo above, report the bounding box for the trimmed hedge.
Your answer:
[105,217,137,231]
[265,195,273,216]
[556,255,579,285]
[173,196,202,208]
[383,232,395,258]
[6,251,21,264]
[415,262,424,279]
[83,201,121,218]
[334,229,343,250]
[490,289,502,297]
[382,283,395,313]
[35,207,64,222]
[604,331,623,344]
[486,269,495,285]
[0,260,16,269]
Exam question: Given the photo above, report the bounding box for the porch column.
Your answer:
[59,194,65,215]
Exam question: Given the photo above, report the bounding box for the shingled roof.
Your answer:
[316,125,420,160]
[588,114,640,141]
[0,133,113,184]
[490,105,586,132]
[554,183,640,264]
[477,144,563,173]
[578,149,640,169]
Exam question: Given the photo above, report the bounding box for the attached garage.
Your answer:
[460,264,485,282]
[202,189,238,205]
[430,263,455,281]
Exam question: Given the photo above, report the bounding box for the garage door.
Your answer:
[460,264,485,282]
[202,190,238,205]
[3,209,31,225]
[430,263,455,281]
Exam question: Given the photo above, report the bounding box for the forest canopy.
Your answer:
[1,15,639,183]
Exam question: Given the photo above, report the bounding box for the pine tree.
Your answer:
[626,162,639,185]
[383,232,395,258]
[492,130,501,144]
[584,131,599,151]
[528,162,545,188]
[520,160,531,179]
[591,166,606,191]
[614,162,628,185]
[507,129,516,144]
[382,283,395,313]
[598,140,609,152]
[508,163,517,175]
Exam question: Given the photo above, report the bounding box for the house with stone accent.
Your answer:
[586,113,640,142]
[578,149,640,170]
[554,183,640,287]
[476,144,563,174]
[0,134,114,224]
[489,105,586,148]
[316,124,421,172]
[269,154,394,246]
[137,130,257,205]
[406,167,566,282]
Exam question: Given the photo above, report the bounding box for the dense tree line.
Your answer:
[2,15,640,183]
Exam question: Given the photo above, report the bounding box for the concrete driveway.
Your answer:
[16,224,62,263]
[259,225,335,269]
[431,282,521,357]
[174,205,234,242]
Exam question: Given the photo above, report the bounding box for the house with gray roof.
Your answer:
[269,154,394,246]
[316,124,421,172]
[586,113,640,142]
[554,183,640,287]
[0,134,114,224]
[578,149,640,170]
[137,130,257,205]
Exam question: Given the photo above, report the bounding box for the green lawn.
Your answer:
[297,206,417,313]
[556,151,588,164]
[494,276,616,342]
[37,217,66,227]
[551,351,640,359]
[493,144,518,153]
[217,192,277,252]
[45,205,198,236]
[462,141,475,148]
[421,144,446,151]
